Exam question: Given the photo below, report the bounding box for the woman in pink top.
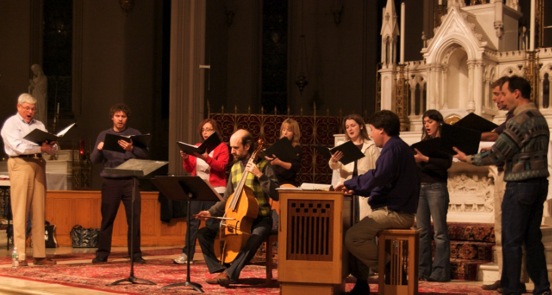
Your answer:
[173,118,230,264]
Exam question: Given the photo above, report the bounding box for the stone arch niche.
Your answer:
[444,48,469,110]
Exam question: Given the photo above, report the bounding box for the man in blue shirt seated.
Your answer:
[335,110,420,295]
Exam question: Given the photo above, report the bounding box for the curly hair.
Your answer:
[109,103,132,118]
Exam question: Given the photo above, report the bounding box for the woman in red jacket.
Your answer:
[173,118,230,264]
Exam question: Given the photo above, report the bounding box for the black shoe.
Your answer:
[133,257,146,264]
[481,280,500,290]
[92,257,107,264]
[496,282,527,294]
[347,279,370,295]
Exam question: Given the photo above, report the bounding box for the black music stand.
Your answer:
[151,175,223,293]
[104,159,168,286]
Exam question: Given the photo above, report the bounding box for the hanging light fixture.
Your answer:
[295,0,308,95]
[295,34,309,94]
[119,0,134,13]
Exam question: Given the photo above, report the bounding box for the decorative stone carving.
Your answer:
[448,173,494,213]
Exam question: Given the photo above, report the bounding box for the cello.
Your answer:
[214,139,264,263]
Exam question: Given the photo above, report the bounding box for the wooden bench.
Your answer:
[378,229,419,295]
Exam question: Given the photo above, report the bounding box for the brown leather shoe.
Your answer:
[33,257,56,266]
[205,271,231,287]
[18,260,28,267]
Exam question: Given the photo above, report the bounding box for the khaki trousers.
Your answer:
[7,157,47,261]
[345,207,415,279]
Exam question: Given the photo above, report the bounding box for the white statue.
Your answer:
[448,0,465,9]
[28,64,48,126]
[506,0,519,11]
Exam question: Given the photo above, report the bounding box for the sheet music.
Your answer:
[276,183,332,191]
[56,122,76,137]
[106,159,168,177]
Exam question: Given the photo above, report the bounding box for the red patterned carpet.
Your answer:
[0,248,502,294]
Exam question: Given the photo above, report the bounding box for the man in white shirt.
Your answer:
[1,93,57,266]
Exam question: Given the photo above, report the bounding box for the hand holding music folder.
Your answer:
[411,138,450,159]
[103,133,151,153]
[316,141,365,165]
[263,137,297,162]
[177,132,221,155]
[23,122,76,144]
[441,123,481,155]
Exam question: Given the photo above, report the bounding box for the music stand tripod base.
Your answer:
[151,175,223,293]
[109,275,156,286]
[104,159,168,286]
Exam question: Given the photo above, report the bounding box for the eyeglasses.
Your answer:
[19,106,36,112]
[202,128,214,132]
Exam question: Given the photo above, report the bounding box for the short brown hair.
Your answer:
[109,103,132,118]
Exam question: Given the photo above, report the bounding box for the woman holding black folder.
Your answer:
[414,109,452,282]
[264,119,302,230]
[173,118,230,265]
[265,118,302,187]
[329,114,380,221]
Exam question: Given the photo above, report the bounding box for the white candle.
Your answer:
[400,2,405,63]
[530,0,535,50]
[56,102,60,114]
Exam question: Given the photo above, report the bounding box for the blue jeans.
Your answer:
[416,182,451,282]
[501,179,550,295]
[198,215,272,281]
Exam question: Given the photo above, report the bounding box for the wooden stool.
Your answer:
[266,201,280,282]
[265,229,278,281]
[377,229,419,295]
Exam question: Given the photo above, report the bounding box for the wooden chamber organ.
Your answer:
[278,190,352,294]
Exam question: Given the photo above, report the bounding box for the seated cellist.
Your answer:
[196,129,279,287]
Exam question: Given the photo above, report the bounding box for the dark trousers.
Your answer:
[198,215,272,281]
[501,179,550,295]
[182,200,217,259]
[96,178,142,259]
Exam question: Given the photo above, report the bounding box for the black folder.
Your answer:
[411,138,443,157]
[316,141,365,165]
[23,123,76,144]
[103,133,151,153]
[454,113,498,133]
[177,132,221,155]
[263,137,297,162]
[441,124,481,155]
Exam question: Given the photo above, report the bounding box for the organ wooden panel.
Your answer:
[278,190,352,295]
[45,190,187,247]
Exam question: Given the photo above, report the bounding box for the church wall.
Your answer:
[0,1,165,189]
[0,1,33,137]
[77,1,163,188]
